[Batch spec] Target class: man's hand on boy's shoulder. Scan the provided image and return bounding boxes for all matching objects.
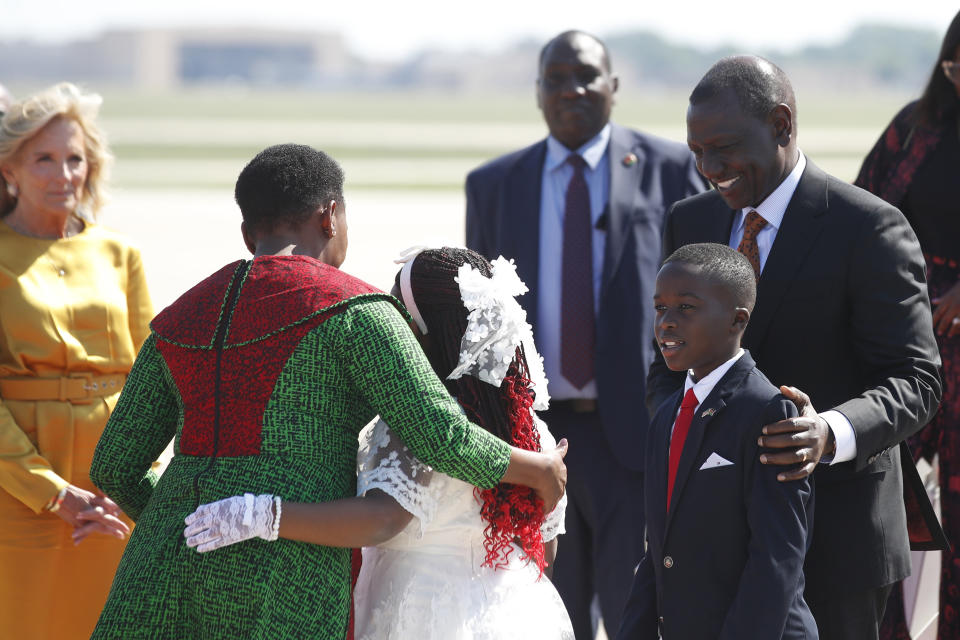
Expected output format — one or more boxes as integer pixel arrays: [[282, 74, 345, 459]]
[[757, 385, 836, 482]]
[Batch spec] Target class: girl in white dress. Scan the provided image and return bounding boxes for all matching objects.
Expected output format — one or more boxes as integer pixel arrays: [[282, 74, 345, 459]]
[[184, 247, 574, 640]]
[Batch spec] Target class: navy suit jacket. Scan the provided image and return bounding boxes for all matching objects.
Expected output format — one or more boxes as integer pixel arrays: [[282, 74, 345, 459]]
[[618, 351, 817, 640], [465, 123, 705, 470], [646, 160, 945, 594]]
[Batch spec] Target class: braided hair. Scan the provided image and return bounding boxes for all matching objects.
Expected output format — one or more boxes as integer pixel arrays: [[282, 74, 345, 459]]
[[397, 247, 547, 573]]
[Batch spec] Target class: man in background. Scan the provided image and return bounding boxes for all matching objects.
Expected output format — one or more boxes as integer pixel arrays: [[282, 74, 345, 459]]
[[465, 30, 705, 638]]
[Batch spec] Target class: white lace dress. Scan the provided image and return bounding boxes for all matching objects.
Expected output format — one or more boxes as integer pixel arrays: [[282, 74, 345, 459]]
[[352, 416, 574, 640]]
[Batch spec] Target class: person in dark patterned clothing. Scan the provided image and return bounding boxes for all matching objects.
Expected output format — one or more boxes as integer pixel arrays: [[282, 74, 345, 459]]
[[88, 144, 568, 639], [856, 11, 960, 639]]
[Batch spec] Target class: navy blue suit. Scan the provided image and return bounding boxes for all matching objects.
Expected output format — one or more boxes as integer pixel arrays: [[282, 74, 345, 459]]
[[619, 351, 817, 640], [466, 122, 705, 637]]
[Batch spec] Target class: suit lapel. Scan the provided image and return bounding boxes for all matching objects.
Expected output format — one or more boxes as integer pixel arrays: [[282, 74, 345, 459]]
[[743, 161, 830, 351], [663, 353, 756, 538], [698, 194, 737, 246], [665, 396, 726, 535], [649, 393, 681, 525], [601, 124, 644, 299], [501, 142, 547, 329]]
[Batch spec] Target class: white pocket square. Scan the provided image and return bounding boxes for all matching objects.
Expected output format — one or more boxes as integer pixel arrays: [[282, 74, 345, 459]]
[[699, 452, 734, 470]]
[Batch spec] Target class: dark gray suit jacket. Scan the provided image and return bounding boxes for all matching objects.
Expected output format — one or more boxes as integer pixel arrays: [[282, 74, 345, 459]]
[[647, 160, 944, 594]]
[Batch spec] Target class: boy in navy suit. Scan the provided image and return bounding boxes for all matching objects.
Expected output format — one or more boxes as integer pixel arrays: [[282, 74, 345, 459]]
[[617, 243, 817, 640]]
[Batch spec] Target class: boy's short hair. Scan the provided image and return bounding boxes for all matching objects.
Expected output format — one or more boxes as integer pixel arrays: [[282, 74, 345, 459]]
[[663, 243, 757, 311]]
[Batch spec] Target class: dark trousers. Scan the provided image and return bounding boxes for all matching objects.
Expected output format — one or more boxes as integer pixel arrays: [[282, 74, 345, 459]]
[[806, 583, 894, 640], [542, 404, 646, 640]]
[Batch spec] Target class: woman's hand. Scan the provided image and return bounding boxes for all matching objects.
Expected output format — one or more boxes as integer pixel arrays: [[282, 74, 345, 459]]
[[52, 485, 130, 544], [932, 280, 960, 337], [539, 439, 569, 514], [503, 438, 568, 515], [72, 510, 130, 545]]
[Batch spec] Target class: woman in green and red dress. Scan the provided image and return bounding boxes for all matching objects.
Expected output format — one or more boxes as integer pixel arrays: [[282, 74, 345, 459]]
[[89, 144, 567, 640]]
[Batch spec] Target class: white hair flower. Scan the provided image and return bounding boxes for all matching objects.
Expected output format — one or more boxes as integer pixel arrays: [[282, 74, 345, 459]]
[[447, 257, 550, 409]]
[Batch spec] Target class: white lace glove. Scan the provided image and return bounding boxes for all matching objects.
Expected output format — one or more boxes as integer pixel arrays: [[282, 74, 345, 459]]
[[183, 493, 281, 553]]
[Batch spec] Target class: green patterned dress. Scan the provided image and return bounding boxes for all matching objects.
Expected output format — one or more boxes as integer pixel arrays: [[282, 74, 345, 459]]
[[89, 256, 511, 639]]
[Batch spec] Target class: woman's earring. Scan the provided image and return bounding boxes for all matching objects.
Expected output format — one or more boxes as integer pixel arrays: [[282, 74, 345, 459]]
[[5, 182, 17, 198]]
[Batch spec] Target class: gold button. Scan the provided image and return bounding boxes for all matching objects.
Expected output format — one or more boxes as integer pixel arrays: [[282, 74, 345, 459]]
[[663, 556, 673, 568]]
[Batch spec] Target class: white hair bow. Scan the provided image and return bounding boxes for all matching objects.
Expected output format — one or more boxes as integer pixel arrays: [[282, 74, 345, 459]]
[[447, 257, 550, 410]]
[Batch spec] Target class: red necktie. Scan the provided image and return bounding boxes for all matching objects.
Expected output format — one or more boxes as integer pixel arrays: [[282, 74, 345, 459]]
[[561, 154, 596, 389], [667, 388, 699, 510], [737, 210, 768, 279]]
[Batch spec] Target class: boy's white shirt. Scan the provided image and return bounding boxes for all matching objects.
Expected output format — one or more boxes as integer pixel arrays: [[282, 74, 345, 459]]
[[672, 349, 745, 429]]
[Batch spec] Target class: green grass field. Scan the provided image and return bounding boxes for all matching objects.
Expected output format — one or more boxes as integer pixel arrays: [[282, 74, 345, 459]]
[[92, 87, 915, 191]]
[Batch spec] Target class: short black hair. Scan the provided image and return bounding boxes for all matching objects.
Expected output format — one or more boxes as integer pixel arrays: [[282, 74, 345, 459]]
[[538, 30, 612, 74], [235, 143, 344, 235], [663, 242, 756, 311], [690, 55, 796, 124]]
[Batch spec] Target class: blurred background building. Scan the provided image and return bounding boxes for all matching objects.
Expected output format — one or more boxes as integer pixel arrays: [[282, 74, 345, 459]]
[[0, 23, 942, 92], [0, 28, 352, 89]]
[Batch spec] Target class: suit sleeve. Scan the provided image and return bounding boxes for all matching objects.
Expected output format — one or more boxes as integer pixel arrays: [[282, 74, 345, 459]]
[[834, 201, 941, 470], [615, 543, 659, 640], [335, 300, 511, 489], [91, 334, 179, 520], [645, 202, 687, 417], [718, 397, 812, 639], [617, 401, 675, 640], [465, 170, 491, 257]]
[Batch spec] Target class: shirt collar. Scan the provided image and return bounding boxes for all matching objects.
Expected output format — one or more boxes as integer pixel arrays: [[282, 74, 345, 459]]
[[682, 349, 745, 405], [545, 123, 612, 172], [734, 150, 806, 233]]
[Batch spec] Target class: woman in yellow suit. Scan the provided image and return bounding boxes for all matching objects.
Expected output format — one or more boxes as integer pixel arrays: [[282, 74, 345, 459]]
[[0, 83, 153, 639]]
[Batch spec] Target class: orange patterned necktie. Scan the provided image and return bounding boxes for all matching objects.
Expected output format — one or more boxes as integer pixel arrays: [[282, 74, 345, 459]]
[[737, 210, 768, 279]]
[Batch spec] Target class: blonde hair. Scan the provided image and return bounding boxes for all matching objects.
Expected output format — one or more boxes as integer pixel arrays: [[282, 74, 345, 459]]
[[0, 82, 112, 218]]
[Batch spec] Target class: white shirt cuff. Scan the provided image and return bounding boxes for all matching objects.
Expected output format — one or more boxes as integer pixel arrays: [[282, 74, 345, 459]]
[[820, 410, 857, 464]]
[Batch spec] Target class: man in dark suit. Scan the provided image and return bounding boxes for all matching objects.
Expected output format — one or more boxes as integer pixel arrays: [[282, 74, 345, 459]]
[[647, 55, 943, 640], [465, 30, 705, 638]]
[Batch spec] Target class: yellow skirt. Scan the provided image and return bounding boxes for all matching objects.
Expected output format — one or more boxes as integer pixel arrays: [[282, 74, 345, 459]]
[[0, 395, 132, 640]]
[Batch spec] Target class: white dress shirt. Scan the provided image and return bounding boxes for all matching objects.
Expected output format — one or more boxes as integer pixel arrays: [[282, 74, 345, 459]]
[[727, 152, 805, 272], [727, 151, 856, 464], [537, 124, 611, 400], [674, 349, 746, 428]]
